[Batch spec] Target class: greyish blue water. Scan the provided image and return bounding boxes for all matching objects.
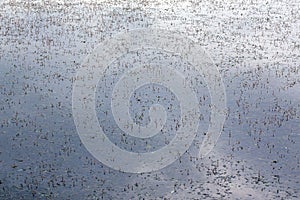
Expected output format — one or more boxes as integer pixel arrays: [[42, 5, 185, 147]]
[[0, 0, 299, 199]]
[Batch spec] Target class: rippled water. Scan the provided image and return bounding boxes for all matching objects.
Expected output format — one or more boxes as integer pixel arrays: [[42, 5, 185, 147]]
[[0, 0, 299, 199]]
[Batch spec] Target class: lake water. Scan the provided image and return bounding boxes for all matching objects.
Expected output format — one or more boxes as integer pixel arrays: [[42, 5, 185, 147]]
[[0, 0, 299, 199]]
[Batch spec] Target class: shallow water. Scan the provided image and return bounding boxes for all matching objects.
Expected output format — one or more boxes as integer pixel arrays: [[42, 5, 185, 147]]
[[0, 0, 299, 199]]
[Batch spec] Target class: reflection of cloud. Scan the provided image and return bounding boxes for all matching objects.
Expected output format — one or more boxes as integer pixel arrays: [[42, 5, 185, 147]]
[[165, 147, 298, 199], [0, 0, 299, 199]]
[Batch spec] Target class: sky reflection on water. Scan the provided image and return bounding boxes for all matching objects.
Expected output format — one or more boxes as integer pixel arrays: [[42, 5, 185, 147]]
[[0, 0, 299, 199]]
